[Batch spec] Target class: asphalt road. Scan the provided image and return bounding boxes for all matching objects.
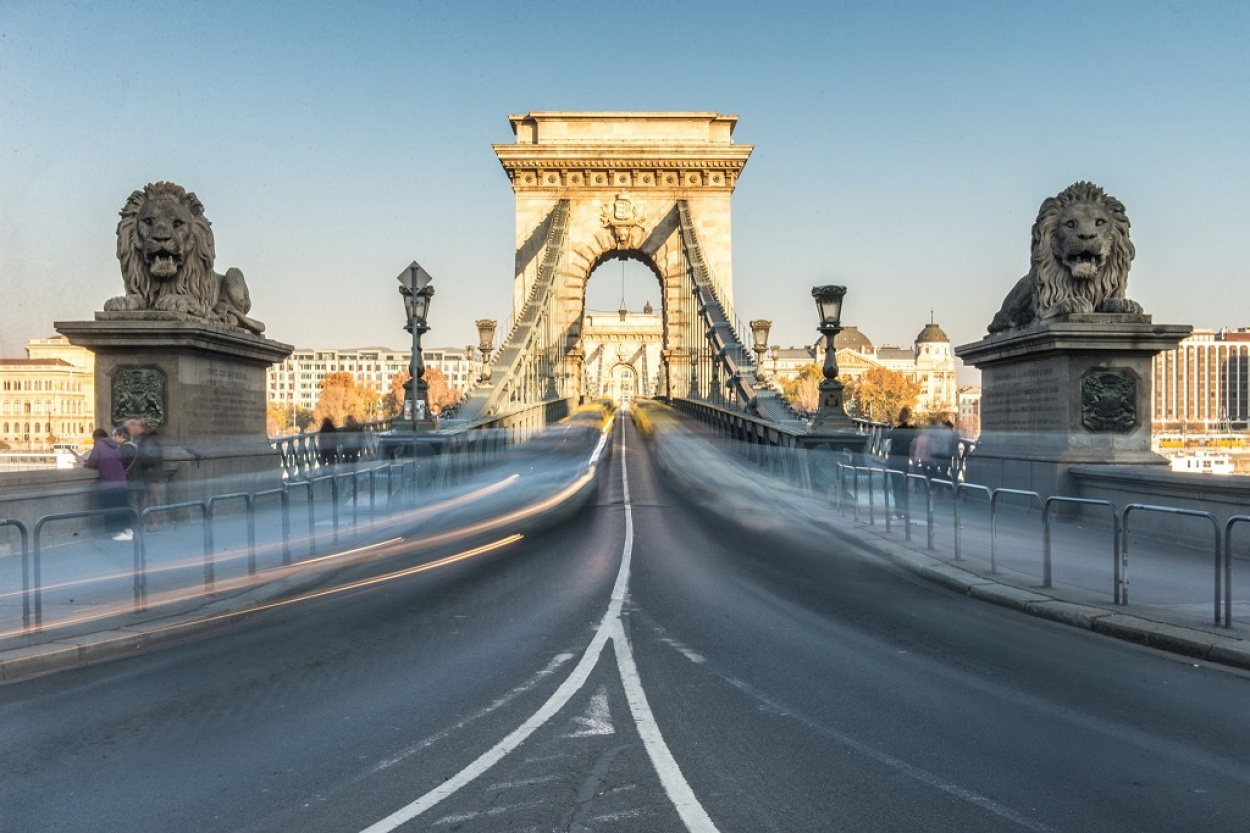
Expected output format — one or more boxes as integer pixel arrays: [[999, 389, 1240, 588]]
[[3, 413, 1249, 832]]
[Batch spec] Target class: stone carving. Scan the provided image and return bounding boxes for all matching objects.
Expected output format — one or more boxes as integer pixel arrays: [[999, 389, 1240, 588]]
[[988, 182, 1142, 333], [1081, 369, 1137, 432], [104, 182, 265, 334], [110, 366, 167, 429], [600, 192, 646, 245]]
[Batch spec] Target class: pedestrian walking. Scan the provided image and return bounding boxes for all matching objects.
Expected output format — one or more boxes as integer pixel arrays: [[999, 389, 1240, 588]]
[[81, 427, 133, 540], [885, 407, 920, 518]]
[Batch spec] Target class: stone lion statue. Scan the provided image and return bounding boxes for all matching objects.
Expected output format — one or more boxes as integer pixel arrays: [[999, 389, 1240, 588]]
[[988, 181, 1142, 333], [104, 182, 264, 334]]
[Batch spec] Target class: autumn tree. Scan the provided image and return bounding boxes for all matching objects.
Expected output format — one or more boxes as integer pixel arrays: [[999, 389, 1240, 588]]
[[382, 368, 461, 417], [383, 370, 411, 417], [782, 363, 822, 414], [266, 401, 290, 436], [842, 367, 921, 423], [312, 372, 371, 427], [424, 367, 462, 415]]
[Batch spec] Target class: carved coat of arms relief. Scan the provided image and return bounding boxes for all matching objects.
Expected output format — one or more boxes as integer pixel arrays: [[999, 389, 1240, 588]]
[[600, 192, 646, 246]]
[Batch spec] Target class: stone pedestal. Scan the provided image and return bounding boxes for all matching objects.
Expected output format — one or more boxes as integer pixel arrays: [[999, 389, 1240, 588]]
[[56, 314, 293, 502], [955, 314, 1191, 496]]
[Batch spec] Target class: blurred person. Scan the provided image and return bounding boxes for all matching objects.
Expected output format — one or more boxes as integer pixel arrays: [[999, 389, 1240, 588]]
[[928, 420, 957, 479], [81, 427, 133, 541], [316, 417, 339, 468], [340, 415, 362, 464], [123, 416, 165, 531], [885, 407, 919, 519]]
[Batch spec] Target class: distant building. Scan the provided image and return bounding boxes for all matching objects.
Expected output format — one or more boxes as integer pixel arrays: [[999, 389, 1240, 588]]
[[1152, 327, 1250, 434], [957, 385, 982, 436], [267, 346, 479, 420], [581, 302, 664, 403], [0, 335, 96, 450], [770, 321, 958, 419]]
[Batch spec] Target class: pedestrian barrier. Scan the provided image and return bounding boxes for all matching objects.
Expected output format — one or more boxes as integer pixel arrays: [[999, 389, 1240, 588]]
[[139, 500, 210, 603], [989, 489, 1043, 575], [1, 519, 31, 630], [904, 473, 932, 546], [32, 507, 139, 629], [208, 493, 257, 577], [1224, 516, 1250, 629], [1042, 497, 1118, 593], [928, 478, 958, 558], [1122, 504, 1221, 624], [252, 487, 292, 566]]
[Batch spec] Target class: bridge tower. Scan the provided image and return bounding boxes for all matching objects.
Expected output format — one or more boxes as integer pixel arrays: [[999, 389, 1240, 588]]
[[492, 112, 752, 403]]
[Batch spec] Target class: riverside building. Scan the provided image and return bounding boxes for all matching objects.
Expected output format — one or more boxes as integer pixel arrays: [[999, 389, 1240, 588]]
[[0, 336, 96, 451]]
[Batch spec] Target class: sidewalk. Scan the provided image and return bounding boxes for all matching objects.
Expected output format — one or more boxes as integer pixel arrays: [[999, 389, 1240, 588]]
[[636, 403, 1250, 672]]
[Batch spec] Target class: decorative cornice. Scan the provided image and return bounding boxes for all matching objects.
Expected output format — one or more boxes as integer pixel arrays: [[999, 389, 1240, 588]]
[[496, 158, 749, 170]]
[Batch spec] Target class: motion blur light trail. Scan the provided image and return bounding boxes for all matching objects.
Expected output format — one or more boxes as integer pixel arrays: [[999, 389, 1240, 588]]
[[0, 404, 610, 663]]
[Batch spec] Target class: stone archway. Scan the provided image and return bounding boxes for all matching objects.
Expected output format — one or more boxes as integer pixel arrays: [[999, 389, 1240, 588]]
[[494, 112, 752, 400], [608, 363, 638, 405]]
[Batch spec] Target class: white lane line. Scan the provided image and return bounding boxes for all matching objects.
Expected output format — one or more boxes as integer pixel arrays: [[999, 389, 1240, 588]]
[[370, 652, 575, 773], [609, 618, 718, 832], [359, 620, 612, 832], [358, 415, 719, 833]]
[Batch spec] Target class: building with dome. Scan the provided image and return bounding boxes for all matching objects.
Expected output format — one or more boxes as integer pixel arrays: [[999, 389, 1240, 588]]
[[770, 319, 957, 419]]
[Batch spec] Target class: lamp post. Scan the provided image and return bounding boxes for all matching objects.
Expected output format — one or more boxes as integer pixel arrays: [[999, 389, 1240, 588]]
[[770, 344, 780, 384], [810, 285, 853, 431], [749, 319, 772, 384], [475, 319, 497, 383], [397, 261, 435, 433]]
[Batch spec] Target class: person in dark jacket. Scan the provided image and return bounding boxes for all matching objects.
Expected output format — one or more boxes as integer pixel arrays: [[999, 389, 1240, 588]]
[[81, 427, 133, 540], [885, 407, 920, 518], [316, 418, 338, 467], [123, 416, 165, 531]]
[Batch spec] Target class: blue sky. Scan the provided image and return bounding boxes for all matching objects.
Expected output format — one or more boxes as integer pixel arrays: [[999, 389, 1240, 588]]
[[2, 1, 1247, 376]]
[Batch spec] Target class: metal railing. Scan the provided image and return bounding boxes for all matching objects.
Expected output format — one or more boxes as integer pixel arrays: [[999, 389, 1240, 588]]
[[4, 434, 511, 634], [820, 458, 1240, 628], [1122, 504, 1221, 625], [676, 408, 1241, 630], [1042, 497, 1118, 592]]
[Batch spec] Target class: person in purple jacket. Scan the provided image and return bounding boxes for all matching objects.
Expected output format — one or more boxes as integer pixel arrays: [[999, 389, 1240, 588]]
[[80, 427, 133, 541]]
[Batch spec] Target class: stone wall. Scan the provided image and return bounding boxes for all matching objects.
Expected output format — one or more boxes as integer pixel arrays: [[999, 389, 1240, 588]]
[[0, 468, 102, 553], [1070, 465, 1250, 541]]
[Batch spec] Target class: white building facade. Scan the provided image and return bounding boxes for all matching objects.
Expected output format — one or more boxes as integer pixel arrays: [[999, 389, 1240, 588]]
[[267, 346, 480, 419], [0, 336, 96, 450]]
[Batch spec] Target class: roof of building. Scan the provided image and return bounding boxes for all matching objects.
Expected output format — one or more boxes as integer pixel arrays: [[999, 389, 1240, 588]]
[[834, 326, 874, 352], [0, 358, 74, 367], [916, 322, 949, 342], [876, 346, 915, 361]]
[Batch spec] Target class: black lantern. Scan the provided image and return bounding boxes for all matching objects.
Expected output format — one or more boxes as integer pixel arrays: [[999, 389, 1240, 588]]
[[810, 284, 853, 430]]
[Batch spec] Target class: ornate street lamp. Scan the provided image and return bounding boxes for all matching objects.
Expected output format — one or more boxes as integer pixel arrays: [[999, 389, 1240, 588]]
[[397, 261, 435, 432], [475, 319, 497, 383], [810, 284, 852, 430], [749, 319, 772, 384]]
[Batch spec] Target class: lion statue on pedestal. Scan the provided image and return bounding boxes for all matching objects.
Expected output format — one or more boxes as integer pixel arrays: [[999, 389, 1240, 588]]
[[104, 182, 264, 334], [988, 181, 1142, 333]]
